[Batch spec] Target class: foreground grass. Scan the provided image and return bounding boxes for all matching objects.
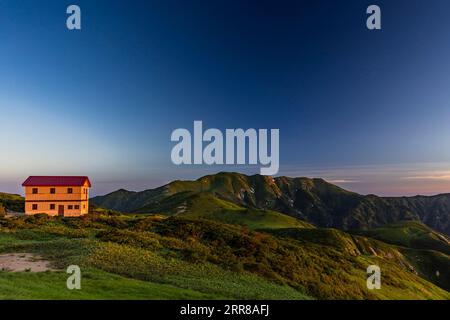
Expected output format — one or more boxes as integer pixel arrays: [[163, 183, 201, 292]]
[[0, 268, 217, 300]]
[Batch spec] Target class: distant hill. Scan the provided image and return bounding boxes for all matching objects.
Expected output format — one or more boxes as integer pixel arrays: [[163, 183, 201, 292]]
[[91, 172, 450, 235], [353, 221, 450, 255]]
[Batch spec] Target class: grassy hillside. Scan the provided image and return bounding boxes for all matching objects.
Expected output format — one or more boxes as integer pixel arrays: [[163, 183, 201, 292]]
[[0, 213, 448, 299], [0, 269, 218, 299], [268, 226, 450, 292], [402, 248, 450, 292], [135, 191, 313, 230]]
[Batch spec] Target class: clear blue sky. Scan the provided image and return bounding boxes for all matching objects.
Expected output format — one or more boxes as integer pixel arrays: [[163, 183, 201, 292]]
[[1, 0, 450, 196]]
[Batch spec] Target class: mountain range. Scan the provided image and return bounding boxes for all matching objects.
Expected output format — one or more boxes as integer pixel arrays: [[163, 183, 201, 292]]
[[91, 172, 450, 235]]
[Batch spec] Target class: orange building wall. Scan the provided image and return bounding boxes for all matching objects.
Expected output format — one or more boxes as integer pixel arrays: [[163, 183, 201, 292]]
[[24, 181, 90, 216]]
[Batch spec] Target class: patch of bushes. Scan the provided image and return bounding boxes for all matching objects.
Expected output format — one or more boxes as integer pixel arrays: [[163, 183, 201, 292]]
[[96, 229, 161, 250]]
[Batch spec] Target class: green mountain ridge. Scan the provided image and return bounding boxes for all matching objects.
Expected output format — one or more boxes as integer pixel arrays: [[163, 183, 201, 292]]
[[91, 172, 450, 235]]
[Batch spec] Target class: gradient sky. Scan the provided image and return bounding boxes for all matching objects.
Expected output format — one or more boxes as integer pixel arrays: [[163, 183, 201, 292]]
[[1, 0, 450, 196]]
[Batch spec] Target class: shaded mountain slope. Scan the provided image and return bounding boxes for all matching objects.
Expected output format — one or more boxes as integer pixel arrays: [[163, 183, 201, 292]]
[[383, 195, 450, 236], [266, 226, 450, 292], [354, 221, 450, 255]]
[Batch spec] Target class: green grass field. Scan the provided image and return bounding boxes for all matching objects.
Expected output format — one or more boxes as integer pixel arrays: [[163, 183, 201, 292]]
[[0, 269, 217, 300]]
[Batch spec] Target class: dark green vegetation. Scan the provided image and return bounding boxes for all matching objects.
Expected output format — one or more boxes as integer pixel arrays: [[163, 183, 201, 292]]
[[0, 192, 24, 214], [91, 172, 450, 235], [0, 212, 449, 300]]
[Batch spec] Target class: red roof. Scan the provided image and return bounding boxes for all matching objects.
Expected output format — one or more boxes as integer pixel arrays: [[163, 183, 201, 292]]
[[22, 176, 91, 187]]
